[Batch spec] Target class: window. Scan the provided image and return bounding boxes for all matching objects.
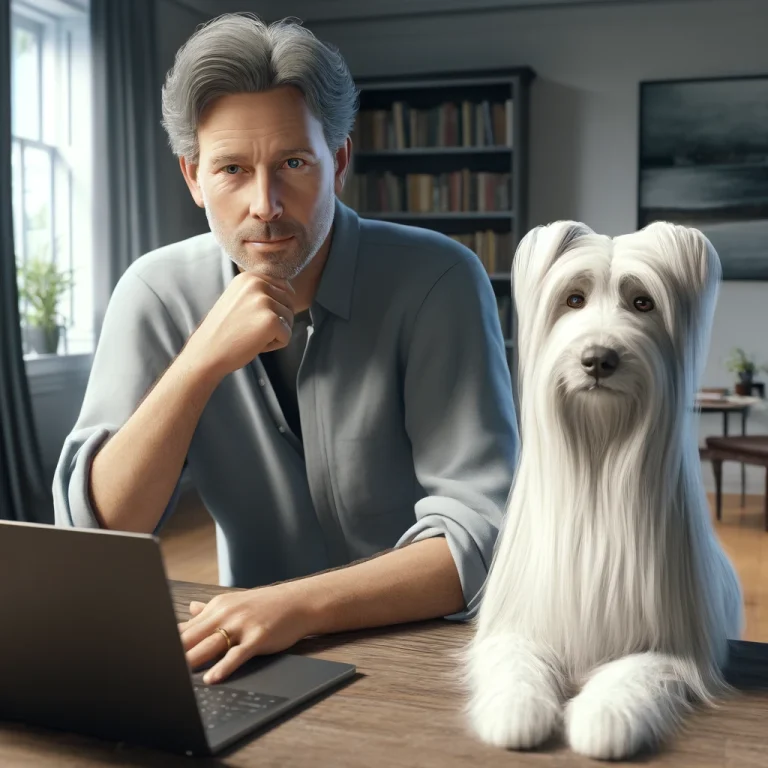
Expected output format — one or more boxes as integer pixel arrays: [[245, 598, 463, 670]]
[[10, 0, 92, 357]]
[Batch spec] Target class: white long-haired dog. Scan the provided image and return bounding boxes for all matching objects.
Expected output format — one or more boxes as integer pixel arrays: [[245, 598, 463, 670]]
[[462, 220, 744, 760]]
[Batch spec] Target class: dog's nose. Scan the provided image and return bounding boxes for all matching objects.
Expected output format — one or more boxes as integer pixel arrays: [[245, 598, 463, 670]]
[[581, 346, 620, 379]]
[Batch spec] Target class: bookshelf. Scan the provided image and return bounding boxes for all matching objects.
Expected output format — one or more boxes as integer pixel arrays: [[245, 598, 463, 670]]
[[340, 67, 534, 395]]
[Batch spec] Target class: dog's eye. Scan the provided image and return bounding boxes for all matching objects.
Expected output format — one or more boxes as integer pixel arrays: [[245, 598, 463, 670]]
[[566, 294, 585, 309], [633, 296, 654, 312]]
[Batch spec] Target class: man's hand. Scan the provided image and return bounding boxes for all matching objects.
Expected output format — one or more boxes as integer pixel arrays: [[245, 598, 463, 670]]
[[179, 538, 465, 685], [179, 582, 316, 684], [183, 272, 296, 381]]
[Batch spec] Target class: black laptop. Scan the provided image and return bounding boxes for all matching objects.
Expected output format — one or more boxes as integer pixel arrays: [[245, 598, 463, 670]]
[[0, 520, 356, 756]]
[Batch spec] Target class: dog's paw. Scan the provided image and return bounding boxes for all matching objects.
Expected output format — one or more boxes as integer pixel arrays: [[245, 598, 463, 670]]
[[462, 631, 566, 750], [564, 653, 689, 760], [468, 680, 562, 749], [566, 693, 644, 760]]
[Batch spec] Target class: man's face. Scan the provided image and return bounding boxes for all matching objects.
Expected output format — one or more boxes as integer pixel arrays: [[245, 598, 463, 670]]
[[181, 86, 349, 279]]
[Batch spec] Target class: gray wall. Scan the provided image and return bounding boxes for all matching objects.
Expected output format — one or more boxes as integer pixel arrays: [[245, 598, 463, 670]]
[[154, 0, 210, 247], [312, 0, 768, 494], [27, 355, 91, 499]]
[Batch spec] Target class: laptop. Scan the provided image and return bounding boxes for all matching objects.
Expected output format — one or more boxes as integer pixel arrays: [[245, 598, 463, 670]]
[[0, 520, 356, 756]]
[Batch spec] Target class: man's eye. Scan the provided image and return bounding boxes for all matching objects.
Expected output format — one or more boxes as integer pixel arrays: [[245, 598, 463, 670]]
[[224, 165, 241, 175], [284, 158, 305, 169]]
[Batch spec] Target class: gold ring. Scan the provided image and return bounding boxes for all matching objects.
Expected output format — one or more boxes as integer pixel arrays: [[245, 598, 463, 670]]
[[214, 627, 232, 650]]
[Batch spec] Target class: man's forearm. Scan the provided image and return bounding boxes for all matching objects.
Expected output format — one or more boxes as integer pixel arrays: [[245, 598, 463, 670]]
[[89, 347, 220, 533], [295, 537, 466, 635]]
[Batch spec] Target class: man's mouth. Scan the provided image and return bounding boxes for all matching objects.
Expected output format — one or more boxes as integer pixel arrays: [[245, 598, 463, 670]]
[[245, 236, 294, 247]]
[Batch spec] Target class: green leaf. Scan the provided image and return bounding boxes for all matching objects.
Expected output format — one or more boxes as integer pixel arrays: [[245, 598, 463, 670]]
[[724, 346, 767, 376], [16, 256, 75, 331]]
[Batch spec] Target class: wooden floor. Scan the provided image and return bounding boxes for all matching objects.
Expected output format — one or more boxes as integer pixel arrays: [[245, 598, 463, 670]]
[[159, 489, 768, 643], [714, 494, 768, 643], [158, 489, 219, 586]]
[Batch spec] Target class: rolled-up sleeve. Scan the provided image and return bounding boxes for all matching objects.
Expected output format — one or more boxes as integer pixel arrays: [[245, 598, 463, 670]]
[[53, 266, 185, 531], [393, 252, 520, 621]]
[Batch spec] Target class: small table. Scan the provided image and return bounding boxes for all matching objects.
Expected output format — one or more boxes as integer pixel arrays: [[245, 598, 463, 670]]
[[696, 397, 759, 507], [705, 436, 768, 531]]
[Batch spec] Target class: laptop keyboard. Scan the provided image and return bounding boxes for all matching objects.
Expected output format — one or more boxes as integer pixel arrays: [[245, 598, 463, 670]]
[[194, 684, 289, 732]]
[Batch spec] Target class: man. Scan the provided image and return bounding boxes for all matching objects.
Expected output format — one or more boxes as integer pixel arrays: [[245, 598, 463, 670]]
[[53, 13, 519, 685]]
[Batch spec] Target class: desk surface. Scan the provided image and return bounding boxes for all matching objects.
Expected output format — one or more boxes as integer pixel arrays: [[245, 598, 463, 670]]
[[1, 580, 767, 767], [696, 395, 765, 412], [697, 401, 752, 412]]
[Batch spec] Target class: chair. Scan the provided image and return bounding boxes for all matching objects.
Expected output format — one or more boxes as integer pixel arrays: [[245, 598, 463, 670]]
[[696, 388, 756, 507], [704, 436, 768, 531]]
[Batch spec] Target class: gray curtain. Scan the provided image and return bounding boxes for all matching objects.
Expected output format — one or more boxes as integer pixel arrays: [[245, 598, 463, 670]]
[[91, 0, 162, 337], [0, 0, 50, 522]]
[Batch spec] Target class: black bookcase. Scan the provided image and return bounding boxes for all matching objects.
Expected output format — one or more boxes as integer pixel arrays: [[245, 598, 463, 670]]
[[340, 67, 534, 397]]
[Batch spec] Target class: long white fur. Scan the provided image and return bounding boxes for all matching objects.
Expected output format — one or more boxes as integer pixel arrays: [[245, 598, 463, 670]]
[[460, 220, 744, 760]]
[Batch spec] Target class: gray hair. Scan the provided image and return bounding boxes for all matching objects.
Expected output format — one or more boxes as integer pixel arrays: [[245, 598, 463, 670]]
[[161, 13, 359, 162]]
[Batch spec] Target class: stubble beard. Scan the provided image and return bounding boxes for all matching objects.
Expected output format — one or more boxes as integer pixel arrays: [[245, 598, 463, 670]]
[[202, 188, 336, 280]]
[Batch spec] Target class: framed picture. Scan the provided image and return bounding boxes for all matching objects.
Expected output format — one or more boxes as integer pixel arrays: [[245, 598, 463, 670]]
[[637, 74, 768, 280]]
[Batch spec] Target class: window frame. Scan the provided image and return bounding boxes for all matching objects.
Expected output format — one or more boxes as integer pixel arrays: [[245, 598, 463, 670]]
[[11, 0, 92, 363], [10, 13, 45, 142]]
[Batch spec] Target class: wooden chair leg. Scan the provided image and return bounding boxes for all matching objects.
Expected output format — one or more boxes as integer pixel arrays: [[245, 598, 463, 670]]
[[764, 466, 768, 533], [742, 463, 747, 508], [712, 458, 723, 521]]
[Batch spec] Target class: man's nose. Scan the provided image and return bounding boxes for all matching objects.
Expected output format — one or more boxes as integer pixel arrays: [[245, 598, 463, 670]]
[[248, 169, 283, 221]]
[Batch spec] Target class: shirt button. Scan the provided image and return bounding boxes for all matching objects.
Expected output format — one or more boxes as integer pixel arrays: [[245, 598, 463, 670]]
[[278, 426, 285, 433], [258, 378, 265, 386]]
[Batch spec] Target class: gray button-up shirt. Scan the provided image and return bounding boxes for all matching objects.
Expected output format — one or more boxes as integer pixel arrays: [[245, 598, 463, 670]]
[[53, 199, 520, 620]]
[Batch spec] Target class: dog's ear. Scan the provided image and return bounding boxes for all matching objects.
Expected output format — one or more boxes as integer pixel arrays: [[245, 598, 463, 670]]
[[638, 221, 722, 299], [511, 221, 594, 385], [637, 221, 722, 386], [512, 220, 594, 312]]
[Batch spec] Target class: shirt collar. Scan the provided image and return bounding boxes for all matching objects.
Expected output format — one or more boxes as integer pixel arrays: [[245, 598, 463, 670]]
[[314, 197, 360, 322], [218, 196, 360, 322]]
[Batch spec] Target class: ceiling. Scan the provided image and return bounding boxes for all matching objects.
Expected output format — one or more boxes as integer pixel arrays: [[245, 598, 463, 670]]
[[175, 0, 703, 25]]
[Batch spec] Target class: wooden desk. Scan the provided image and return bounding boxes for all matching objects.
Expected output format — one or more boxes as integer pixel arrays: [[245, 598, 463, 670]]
[[1, 580, 768, 767]]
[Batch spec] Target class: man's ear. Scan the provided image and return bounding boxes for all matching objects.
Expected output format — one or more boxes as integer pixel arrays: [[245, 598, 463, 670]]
[[333, 136, 353, 196], [179, 156, 204, 208]]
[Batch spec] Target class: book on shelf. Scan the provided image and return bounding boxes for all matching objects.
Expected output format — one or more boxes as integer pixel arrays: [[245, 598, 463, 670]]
[[449, 231, 513, 275], [342, 170, 511, 214], [353, 99, 514, 150]]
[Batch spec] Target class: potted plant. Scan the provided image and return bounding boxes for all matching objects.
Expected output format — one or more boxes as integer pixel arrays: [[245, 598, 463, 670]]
[[16, 257, 74, 355], [724, 347, 768, 396]]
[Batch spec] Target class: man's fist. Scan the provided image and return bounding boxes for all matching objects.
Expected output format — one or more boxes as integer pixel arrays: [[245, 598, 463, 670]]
[[185, 272, 296, 380]]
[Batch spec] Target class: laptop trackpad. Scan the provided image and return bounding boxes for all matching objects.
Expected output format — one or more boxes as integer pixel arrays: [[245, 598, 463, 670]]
[[193, 654, 352, 700]]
